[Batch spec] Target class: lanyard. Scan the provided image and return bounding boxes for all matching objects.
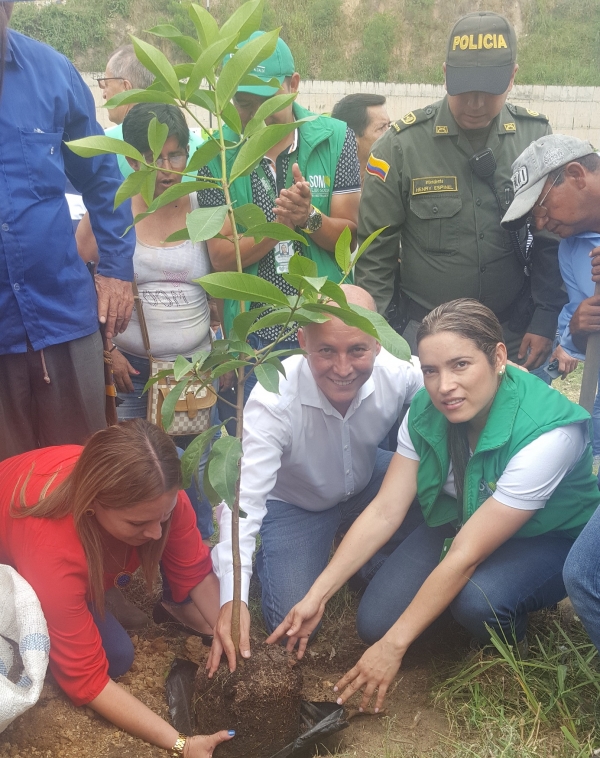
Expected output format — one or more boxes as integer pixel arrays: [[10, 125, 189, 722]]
[[254, 144, 298, 209]]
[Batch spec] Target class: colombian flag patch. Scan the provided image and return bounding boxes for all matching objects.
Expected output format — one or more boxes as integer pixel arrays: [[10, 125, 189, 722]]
[[366, 154, 390, 182]]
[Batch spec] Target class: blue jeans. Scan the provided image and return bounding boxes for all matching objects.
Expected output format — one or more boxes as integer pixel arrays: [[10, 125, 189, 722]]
[[255, 449, 425, 634], [90, 606, 134, 678], [117, 351, 216, 539], [356, 521, 574, 645], [244, 332, 300, 405], [592, 370, 600, 457], [563, 505, 600, 651]]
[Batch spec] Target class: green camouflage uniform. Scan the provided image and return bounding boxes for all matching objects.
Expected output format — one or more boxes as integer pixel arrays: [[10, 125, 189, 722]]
[[356, 96, 564, 351]]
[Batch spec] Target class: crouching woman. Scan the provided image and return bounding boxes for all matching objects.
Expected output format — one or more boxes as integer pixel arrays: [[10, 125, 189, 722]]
[[0, 419, 233, 757], [269, 299, 599, 711]]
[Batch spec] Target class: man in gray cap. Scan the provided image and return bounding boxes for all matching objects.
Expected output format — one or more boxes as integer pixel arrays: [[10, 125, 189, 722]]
[[356, 11, 564, 371], [502, 134, 600, 381]]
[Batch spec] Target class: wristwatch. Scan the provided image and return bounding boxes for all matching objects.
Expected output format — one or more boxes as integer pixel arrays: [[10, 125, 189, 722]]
[[300, 205, 323, 234], [169, 734, 187, 756]]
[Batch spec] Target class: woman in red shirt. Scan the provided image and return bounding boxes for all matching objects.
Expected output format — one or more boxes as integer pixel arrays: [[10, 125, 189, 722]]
[[0, 419, 233, 757]]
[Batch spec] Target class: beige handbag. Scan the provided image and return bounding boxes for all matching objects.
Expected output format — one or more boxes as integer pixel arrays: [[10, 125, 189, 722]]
[[133, 281, 216, 435]]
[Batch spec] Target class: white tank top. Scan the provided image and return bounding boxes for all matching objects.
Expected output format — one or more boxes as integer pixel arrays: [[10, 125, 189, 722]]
[[114, 194, 212, 360]]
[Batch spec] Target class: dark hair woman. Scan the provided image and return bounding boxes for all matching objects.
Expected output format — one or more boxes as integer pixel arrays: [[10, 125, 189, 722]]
[[268, 299, 599, 712], [0, 420, 233, 757]]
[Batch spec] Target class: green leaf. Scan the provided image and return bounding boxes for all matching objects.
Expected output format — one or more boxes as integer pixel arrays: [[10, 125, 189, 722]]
[[288, 254, 317, 277], [189, 90, 243, 134], [220, 0, 264, 42], [264, 355, 286, 375], [140, 169, 158, 208], [319, 280, 349, 308], [210, 359, 251, 379], [173, 355, 192, 381], [66, 135, 143, 162], [229, 118, 316, 181], [334, 226, 352, 274], [104, 89, 178, 110], [131, 36, 181, 98], [174, 63, 195, 80], [203, 452, 222, 507], [147, 116, 169, 161], [180, 424, 221, 489], [199, 272, 291, 306], [282, 274, 328, 295], [148, 25, 203, 61], [187, 205, 229, 242], [350, 304, 412, 361], [244, 93, 297, 136], [232, 203, 267, 230], [226, 339, 257, 355], [254, 361, 280, 393], [207, 435, 243, 507], [143, 367, 174, 391], [185, 33, 238, 97], [231, 306, 269, 341], [145, 181, 220, 214], [216, 28, 279, 109], [189, 3, 220, 50], [244, 222, 307, 244], [294, 308, 330, 324], [353, 226, 388, 269], [165, 227, 191, 243], [160, 377, 189, 431], [247, 308, 292, 334], [114, 170, 147, 209], [186, 138, 222, 172], [302, 302, 379, 339], [268, 347, 305, 359]]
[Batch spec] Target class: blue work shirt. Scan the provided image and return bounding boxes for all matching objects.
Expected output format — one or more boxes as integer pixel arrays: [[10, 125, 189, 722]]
[[557, 231, 600, 361], [0, 30, 135, 354]]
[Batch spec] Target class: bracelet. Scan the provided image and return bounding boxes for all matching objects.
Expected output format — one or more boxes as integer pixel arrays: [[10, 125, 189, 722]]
[[168, 734, 187, 756], [109, 343, 118, 353]]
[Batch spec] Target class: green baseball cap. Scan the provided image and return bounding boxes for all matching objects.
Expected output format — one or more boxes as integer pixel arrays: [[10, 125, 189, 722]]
[[227, 31, 295, 98], [446, 12, 517, 96]]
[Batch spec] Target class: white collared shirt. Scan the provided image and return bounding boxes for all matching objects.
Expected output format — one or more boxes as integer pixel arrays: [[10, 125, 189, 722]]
[[212, 350, 423, 605]]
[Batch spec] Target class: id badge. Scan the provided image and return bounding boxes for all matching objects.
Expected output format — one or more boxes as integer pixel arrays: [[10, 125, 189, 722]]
[[439, 537, 454, 563], [274, 241, 294, 274]]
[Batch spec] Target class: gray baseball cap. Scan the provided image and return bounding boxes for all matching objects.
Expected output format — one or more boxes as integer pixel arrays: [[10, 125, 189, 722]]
[[501, 134, 596, 230]]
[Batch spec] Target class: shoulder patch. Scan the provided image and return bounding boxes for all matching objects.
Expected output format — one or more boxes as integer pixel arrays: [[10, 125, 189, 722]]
[[509, 104, 549, 122], [366, 153, 390, 182], [503, 122, 516, 132], [436, 125, 449, 134], [391, 106, 437, 133]]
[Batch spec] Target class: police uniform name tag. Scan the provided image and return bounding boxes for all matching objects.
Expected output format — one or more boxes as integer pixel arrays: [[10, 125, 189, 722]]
[[412, 176, 458, 195], [274, 240, 294, 274]]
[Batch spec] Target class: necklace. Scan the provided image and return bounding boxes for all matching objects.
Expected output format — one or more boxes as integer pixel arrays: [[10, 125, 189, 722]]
[[104, 541, 133, 588]]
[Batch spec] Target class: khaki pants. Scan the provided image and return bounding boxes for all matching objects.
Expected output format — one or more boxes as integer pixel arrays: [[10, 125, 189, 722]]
[[0, 331, 106, 461]]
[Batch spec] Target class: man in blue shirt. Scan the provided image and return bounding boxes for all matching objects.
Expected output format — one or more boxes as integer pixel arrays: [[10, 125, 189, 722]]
[[0, 1, 135, 460]]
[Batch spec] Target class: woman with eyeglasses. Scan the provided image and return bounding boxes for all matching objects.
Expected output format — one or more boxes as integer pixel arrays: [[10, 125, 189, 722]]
[[268, 299, 599, 713], [76, 104, 217, 632]]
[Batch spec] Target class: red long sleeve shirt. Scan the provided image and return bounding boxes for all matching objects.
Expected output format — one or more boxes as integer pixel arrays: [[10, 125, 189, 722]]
[[0, 445, 213, 705]]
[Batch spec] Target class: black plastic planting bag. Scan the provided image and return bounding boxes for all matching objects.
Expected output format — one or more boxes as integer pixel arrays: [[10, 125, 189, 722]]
[[165, 658, 349, 757]]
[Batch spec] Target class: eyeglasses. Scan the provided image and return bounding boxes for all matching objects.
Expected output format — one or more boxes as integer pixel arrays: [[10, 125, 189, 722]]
[[530, 170, 564, 219], [144, 151, 188, 169], [95, 76, 125, 90]]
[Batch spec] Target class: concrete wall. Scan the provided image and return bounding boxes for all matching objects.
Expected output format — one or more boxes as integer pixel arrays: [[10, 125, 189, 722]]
[[83, 74, 600, 144]]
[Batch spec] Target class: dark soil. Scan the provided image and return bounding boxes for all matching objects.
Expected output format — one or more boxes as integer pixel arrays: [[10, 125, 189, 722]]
[[194, 644, 303, 758]]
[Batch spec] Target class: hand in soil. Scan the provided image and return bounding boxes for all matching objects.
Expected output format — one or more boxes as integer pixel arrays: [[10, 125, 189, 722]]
[[333, 637, 404, 713], [183, 731, 235, 757], [206, 600, 251, 676], [266, 594, 326, 658]]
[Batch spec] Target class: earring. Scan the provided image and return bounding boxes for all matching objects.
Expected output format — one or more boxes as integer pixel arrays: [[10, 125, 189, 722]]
[[498, 367, 505, 377], [85, 508, 95, 517]]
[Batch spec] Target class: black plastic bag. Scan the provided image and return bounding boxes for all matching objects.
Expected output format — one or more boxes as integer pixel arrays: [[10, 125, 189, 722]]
[[165, 658, 349, 757]]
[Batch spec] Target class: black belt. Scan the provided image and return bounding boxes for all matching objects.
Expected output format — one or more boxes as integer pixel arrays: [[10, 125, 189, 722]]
[[405, 296, 516, 328]]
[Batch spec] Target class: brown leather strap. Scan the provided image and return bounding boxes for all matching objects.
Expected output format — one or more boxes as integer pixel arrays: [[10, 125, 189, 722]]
[[132, 279, 154, 361]]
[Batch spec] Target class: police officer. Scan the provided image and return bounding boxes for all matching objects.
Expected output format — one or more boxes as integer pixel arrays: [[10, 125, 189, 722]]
[[356, 11, 565, 369]]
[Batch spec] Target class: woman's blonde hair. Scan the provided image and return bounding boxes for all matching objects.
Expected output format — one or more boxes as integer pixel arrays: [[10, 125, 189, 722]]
[[13, 419, 182, 614], [416, 299, 504, 504]]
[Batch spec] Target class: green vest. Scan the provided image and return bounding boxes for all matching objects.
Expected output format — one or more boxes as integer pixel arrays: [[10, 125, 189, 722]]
[[207, 102, 350, 335], [407, 365, 599, 539]]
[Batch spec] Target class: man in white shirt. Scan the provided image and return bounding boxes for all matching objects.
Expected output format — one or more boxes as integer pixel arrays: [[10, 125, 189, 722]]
[[208, 285, 424, 674]]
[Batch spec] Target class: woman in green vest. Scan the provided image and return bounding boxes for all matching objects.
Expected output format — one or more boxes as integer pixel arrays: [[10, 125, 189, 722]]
[[266, 299, 599, 712]]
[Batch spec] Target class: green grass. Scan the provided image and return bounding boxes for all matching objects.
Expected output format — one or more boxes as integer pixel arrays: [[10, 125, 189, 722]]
[[11, 0, 600, 86]]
